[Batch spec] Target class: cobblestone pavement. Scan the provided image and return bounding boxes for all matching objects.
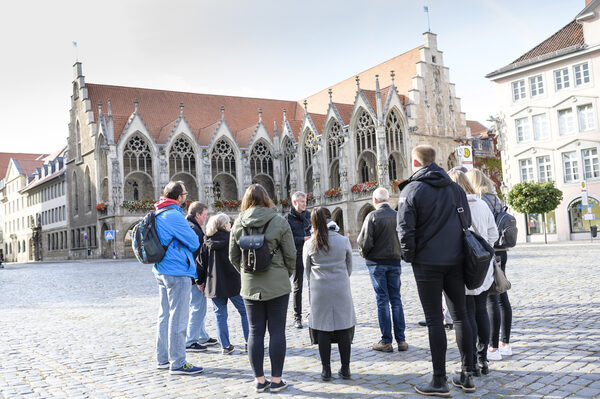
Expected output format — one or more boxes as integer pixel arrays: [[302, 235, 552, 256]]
[[1, 242, 599, 398]]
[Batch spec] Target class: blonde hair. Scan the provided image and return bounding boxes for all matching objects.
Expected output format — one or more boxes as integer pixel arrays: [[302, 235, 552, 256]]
[[466, 169, 496, 197], [448, 170, 476, 195], [205, 213, 231, 237]]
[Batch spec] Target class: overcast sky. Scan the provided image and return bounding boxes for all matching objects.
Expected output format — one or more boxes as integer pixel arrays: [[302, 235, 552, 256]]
[[0, 0, 587, 154]]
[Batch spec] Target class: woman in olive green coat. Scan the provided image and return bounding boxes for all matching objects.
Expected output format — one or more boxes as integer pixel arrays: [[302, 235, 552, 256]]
[[229, 184, 296, 393]]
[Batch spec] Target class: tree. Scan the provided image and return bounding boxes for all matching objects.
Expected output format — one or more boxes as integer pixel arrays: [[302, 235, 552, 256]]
[[507, 181, 563, 244]]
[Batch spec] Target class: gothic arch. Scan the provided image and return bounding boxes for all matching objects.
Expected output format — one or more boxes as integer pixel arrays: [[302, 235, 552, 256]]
[[250, 140, 275, 198], [358, 203, 375, 228], [72, 171, 79, 214], [75, 120, 82, 160], [281, 136, 295, 200], [357, 151, 377, 183], [168, 135, 197, 178], [331, 207, 345, 236], [302, 128, 317, 193], [326, 119, 344, 188], [123, 134, 154, 178], [85, 166, 92, 212], [353, 108, 376, 156], [211, 138, 238, 200], [386, 107, 407, 181]]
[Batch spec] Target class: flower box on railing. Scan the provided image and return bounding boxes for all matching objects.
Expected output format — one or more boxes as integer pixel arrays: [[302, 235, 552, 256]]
[[391, 179, 406, 188], [214, 199, 241, 211], [351, 181, 379, 193], [122, 199, 155, 212], [96, 201, 108, 212], [324, 188, 342, 199]]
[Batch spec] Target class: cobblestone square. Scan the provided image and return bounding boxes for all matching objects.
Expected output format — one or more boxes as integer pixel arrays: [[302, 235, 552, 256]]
[[1, 243, 599, 398]]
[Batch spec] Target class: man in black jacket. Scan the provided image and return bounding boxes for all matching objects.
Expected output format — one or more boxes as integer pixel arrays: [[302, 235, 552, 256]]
[[184, 202, 217, 352], [285, 191, 311, 328], [357, 187, 408, 353], [397, 145, 476, 397]]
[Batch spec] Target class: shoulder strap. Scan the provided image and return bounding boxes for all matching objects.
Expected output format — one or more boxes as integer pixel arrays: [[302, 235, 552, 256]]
[[154, 207, 176, 250], [450, 184, 469, 232], [261, 219, 272, 234]]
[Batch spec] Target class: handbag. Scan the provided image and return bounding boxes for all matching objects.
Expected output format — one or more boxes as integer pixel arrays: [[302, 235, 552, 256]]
[[488, 255, 511, 295], [451, 184, 495, 290]]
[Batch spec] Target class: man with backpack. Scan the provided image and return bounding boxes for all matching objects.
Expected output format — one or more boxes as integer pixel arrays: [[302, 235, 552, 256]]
[[152, 181, 204, 375]]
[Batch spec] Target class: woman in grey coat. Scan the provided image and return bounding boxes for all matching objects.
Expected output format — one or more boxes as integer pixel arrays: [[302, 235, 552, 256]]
[[303, 207, 356, 381]]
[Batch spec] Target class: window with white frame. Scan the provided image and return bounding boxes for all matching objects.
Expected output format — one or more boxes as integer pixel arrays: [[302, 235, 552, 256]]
[[577, 104, 595, 131], [537, 155, 552, 182], [573, 63, 590, 86], [529, 75, 544, 97], [554, 68, 570, 90], [519, 158, 534, 182], [562, 151, 579, 182], [582, 148, 599, 179], [515, 117, 531, 142], [532, 114, 549, 140], [558, 108, 576, 135], [512, 80, 526, 101]]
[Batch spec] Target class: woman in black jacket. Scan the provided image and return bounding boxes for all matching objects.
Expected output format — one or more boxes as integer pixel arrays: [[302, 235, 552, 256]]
[[198, 213, 249, 355]]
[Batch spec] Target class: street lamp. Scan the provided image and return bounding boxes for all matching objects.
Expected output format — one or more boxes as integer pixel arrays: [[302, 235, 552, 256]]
[[500, 181, 508, 201]]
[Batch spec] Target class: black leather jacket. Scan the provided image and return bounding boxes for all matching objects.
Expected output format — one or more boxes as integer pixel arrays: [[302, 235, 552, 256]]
[[357, 203, 402, 264]]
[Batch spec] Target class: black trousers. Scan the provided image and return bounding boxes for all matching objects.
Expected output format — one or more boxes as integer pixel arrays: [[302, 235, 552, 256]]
[[316, 328, 352, 367], [413, 263, 474, 377], [244, 294, 289, 378], [488, 251, 512, 347], [292, 255, 303, 319], [466, 291, 490, 365]]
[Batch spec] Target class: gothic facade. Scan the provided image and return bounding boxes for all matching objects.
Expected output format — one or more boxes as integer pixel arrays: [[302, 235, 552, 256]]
[[66, 32, 472, 258]]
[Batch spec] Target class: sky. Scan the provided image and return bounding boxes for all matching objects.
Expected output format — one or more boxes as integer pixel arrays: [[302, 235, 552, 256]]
[[0, 0, 588, 154]]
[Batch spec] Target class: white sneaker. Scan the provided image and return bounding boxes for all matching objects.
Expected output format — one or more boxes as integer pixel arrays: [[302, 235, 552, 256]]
[[488, 349, 502, 361], [499, 345, 512, 356]]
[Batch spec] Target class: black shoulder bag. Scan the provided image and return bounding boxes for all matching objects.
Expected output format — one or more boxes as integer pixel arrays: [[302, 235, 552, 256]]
[[451, 184, 495, 290], [239, 219, 279, 273]]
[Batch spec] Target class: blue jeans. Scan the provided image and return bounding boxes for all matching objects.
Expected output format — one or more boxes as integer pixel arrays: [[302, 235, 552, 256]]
[[155, 274, 191, 370], [186, 284, 210, 346], [212, 295, 249, 348], [368, 264, 406, 343]]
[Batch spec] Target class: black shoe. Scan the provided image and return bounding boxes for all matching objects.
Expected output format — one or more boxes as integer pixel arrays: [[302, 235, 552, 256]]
[[269, 380, 288, 392], [186, 343, 207, 352], [321, 364, 332, 381], [414, 376, 450, 397], [204, 338, 218, 346], [222, 345, 235, 355], [255, 380, 271, 393], [338, 365, 351, 380], [418, 320, 427, 327], [444, 323, 454, 330], [452, 371, 475, 393], [454, 367, 480, 377], [478, 360, 489, 375], [294, 318, 303, 329]]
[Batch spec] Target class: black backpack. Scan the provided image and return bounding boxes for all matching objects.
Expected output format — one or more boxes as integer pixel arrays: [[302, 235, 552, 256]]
[[483, 195, 518, 249], [239, 219, 279, 273], [131, 208, 175, 264]]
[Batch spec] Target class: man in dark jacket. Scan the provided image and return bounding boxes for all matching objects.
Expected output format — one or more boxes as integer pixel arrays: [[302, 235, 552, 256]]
[[358, 187, 407, 353], [397, 145, 476, 396], [285, 191, 311, 328], [185, 202, 217, 352]]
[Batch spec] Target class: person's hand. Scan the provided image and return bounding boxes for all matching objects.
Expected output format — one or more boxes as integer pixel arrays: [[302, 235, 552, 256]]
[[197, 283, 205, 294]]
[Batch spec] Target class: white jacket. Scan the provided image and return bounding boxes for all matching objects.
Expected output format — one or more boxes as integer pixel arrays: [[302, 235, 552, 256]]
[[465, 194, 499, 296]]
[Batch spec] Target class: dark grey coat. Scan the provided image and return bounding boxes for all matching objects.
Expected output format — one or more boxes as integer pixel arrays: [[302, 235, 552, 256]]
[[303, 231, 356, 332]]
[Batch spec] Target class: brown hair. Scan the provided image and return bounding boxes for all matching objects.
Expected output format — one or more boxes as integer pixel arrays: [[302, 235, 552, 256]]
[[412, 145, 436, 166], [163, 180, 185, 200], [187, 201, 208, 217], [466, 169, 496, 197], [311, 207, 331, 253], [448, 170, 476, 195], [240, 184, 275, 212]]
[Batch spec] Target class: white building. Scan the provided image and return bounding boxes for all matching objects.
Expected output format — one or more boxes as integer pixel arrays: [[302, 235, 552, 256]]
[[487, 0, 600, 242]]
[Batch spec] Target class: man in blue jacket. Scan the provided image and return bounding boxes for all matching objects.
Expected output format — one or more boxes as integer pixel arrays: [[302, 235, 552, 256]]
[[154, 181, 203, 375], [397, 145, 475, 396]]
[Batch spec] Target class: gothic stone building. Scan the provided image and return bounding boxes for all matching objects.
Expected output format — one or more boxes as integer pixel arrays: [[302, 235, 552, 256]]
[[67, 32, 473, 259]]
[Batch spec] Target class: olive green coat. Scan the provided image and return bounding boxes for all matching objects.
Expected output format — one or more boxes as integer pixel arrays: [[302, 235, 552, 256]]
[[229, 207, 297, 301]]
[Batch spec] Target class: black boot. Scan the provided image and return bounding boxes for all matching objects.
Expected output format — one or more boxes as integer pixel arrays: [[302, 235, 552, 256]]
[[321, 364, 331, 381], [452, 371, 475, 393], [414, 375, 450, 397], [454, 366, 480, 377], [478, 360, 489, 375], [338, 364, 351, 380]]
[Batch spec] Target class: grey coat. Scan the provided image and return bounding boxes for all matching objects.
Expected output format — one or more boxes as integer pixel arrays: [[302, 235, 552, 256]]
[[303, 231, 356, 332]]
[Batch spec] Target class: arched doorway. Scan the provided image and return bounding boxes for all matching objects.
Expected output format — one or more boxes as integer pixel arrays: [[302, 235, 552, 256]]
[[357, 203, 376, 228], [332, 207, 345, 236], [568, 197, 600, 233], [123, 223, 137, 258], [100, 223, 114, 258]]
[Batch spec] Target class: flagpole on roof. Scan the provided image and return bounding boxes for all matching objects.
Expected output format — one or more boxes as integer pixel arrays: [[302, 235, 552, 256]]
[[424, 6, 431, 33], [72, 41, 78, 62]]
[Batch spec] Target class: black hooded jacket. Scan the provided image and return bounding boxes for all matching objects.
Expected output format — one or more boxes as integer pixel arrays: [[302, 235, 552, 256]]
[[197, 229, 241, 299], [396, 162, 471, 265]]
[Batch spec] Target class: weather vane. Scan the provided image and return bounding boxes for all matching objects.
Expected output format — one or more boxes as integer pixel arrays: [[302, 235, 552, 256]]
[[424, 6, 431, 32], [72, 41, 78, 62]]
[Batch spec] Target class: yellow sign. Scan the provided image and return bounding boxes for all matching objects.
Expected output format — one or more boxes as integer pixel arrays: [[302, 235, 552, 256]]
[[463, 148, 471, 158]]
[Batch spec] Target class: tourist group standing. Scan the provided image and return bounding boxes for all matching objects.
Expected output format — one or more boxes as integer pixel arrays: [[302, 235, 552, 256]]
[[146, 144, 514, 395]]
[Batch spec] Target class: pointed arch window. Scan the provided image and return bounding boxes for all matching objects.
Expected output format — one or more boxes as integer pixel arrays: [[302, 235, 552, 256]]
[[123, 135, 153, 176], [359, 159, 370, 183], [250, 141, 273, 178], [85, 167, 92, 211], [282, 137, 295, 178], [303, 129, 317, 168], [72, 172, 79, 214], [76, 121, 82, 160], [355, 110, 376, 156], [169, 137, 196, 176], [388, 155, 398, 181], [386, 109, 404, 153], [327, 120, 344, 163], [211, 139, 236, 177]]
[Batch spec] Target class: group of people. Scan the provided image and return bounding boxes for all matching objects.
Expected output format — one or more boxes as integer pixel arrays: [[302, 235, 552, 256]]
[[148, 144, 513, 396]]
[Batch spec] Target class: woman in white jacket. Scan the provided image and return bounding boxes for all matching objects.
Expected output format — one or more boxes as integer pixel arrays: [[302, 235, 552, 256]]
[[448, 170, 499, 377]]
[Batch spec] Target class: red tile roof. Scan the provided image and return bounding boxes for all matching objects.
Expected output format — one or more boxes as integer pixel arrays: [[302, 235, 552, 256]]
[[467, 120, 488, 138], [308, 113, 327, 134], [333, 103, 354, 125], [0, 153, 44, 180], [487, 20, 585, 77], [13, 159, 46, 176], [87, 84, 301, 146]]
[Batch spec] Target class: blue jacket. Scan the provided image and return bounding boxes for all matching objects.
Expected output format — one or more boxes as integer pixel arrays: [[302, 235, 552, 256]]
[[153, 204, 199, 278]]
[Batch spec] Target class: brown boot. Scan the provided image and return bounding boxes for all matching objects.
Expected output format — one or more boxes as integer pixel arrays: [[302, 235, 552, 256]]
[[372, 340, 393, 352]]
